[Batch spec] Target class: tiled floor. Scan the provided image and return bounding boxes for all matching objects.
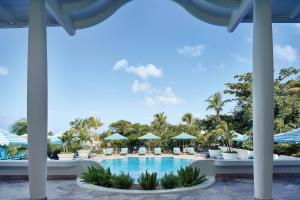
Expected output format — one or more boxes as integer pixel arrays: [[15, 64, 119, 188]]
[[0, 177, 299, 200]]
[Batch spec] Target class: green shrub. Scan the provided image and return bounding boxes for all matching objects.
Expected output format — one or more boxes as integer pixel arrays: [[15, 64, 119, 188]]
[[177, 165, 207, 187], [292, 152, 300, 158], [137, 170, 159, 190], [111, 172, 134, 189], [160, 172, 179, 189], [81, 166, 112, 187]]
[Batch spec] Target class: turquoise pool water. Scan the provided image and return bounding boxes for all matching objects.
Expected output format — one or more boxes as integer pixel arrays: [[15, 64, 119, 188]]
[[101, 157, 191, 179]]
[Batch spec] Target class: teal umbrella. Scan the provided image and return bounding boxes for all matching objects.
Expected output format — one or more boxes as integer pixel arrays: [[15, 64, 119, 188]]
[[173, 133, 196, 152], [173, 132, 196, 140], [138, 133, 160, 152], [104, 133, 127, 141], [104, 133, 127, 152], [138, 132, 160, 140], [274, 128, 300, 143]]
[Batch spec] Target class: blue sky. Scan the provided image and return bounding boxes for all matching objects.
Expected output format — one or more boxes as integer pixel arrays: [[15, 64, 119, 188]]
[[0, 0, 299, 134]]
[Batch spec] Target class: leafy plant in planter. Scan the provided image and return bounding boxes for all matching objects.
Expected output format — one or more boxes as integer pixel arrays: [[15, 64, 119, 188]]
[[137, 170, 159, 190], [111, 172, 134, 189], [177, 165, 207, 187], [81, 166, 113, 187], [160, 172, 179, 189], [217, 121, 237, 153]]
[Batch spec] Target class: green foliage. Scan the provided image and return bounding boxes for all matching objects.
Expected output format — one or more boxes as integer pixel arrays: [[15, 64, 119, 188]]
[[206, 92, 229, 116], [6, 145, 26, 158], [177, 166, 207, 187], [274, 143, 300, 156], [137, 170, 159, 190], [47, 143, 63, 160], [160, 172, 179, 189], [10, 119, 27, 136], [81, 166, 113, 187], [111, 172, 134, 189]]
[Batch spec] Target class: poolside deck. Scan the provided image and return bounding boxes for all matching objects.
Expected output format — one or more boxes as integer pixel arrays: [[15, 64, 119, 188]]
[[0, 177, 299, 200]]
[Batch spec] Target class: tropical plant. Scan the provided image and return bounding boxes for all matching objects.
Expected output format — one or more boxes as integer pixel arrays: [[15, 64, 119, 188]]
[[177, 165, 206, 187], [160, 172, 179, 189], [182, 113, 193, 127], [81, 166, 113, 187], [47, 143, 63, 160], [206, 92, 229, 116], [137, 170, 159, 190], [203, 129, 221, 150], [111, 172, 134, 189], [151, 112, 169, 136], [6, 145, 26, 158], [216, 121, 236, 153], [59, 129, 77, 153], [86, 116, 103, 130], [10, 119, 27, 136]]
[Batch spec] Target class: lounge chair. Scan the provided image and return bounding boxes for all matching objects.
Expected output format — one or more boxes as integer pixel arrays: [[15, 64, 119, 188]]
[[120, 148, 128, 155], [187, 147, 196, 155], [138, 147, 147, 155], [173, 147, 181, 155], [104, 147, 113, 155], [154, 147, 161, 155]]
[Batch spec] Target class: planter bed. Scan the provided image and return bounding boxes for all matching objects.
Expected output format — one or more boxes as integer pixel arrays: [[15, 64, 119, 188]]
[[77, 176, 215, 194]]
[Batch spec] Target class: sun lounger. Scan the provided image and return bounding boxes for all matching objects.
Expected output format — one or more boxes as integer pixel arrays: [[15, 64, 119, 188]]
[[173, 147, 181, 155], [138, 147, 147, 155], [154, 147, 161, 155], [187, 147, 196, 155], [120, 147, 128, 155], [104, 147, 113, 155]]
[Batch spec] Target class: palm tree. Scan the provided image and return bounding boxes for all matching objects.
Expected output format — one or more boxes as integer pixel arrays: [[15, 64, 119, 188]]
[[151, 112, 168, 136], [182, 113, 193, 127], [10, 119, 27, 136], [86, 116, 103, 130], [206, 92, 229, 116]]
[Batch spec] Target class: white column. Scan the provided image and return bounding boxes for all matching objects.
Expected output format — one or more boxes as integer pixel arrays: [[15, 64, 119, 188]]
[[253, 0, 274, 200], [27, 0, 48, 199]]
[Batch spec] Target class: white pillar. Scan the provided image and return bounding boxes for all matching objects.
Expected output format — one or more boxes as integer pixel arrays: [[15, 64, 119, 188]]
[[27, 0, 48, 199], [253, 0, 274, 200]]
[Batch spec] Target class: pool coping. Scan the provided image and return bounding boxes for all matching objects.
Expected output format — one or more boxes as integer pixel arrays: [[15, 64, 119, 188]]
[[76, 176, 215, 194]]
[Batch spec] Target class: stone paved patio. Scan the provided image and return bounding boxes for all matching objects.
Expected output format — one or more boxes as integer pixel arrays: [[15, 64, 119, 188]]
[[0, 177, 299, 200]]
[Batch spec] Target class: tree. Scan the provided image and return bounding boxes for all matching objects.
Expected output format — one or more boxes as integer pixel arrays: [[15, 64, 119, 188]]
[[182, 113, 193, 127], [86, 116, 103, 130], [151, 112, 168, 136], [10, 119, 27, 136], [206, 92, 229, 116]]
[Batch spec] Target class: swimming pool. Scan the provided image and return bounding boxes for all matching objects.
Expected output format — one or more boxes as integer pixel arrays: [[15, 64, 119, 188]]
[[101, 157, 191, 179]]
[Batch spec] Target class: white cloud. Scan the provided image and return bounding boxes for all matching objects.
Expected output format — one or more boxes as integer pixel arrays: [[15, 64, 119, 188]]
[[195, 62, 206, 72], [126, 64, 162, 79], [145, 87, 183, 106], [231, 54, 250, 64], [274, 44, 297, 62], [0, 66, 8, 76], [113, 59, 163, 79], [113, 59, 129, 70], [177, 44, 205, 57], [132, 80, 152, 93]]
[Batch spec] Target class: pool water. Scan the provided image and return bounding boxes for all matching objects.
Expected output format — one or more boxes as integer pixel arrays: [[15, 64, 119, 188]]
[[101, 157, 191, 179]]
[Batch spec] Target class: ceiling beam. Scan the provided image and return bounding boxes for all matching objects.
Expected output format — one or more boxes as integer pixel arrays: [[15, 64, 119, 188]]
[[0, 5, 15, 24], [227, 0, 253, 32], [290, 4, 300, 19], [46, 0, 75, 36]]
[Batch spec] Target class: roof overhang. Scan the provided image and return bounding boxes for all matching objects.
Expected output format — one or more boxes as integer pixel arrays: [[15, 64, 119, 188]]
[[0, 0, 300, 35]]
